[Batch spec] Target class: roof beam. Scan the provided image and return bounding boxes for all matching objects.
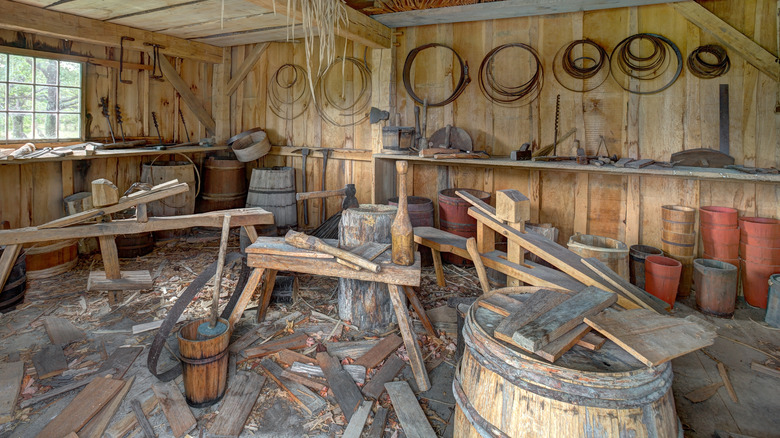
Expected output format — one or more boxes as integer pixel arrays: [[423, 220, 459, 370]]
[[0, 0, 223, 63], [672, 1, 779, 80], [244, 0, 390, 49], [371, 0, 691, 28]]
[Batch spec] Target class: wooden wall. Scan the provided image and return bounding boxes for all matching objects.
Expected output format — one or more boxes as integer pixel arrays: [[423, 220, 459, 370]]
[[0, 30, 213, 228], [233, 0, 778, 251]]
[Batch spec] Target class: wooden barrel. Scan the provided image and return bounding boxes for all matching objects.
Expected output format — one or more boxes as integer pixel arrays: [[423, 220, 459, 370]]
[[64, 192, 99, 255], [0, 248, 26, 313], [439, 188, 491, 266], [664, 253, 694, 298], [662, 205, 696, 234], [141, 160, 197, 240], [25, 240, 78, 279], [454, 288, 680, 438], [115, 233, 155, 259], [338, 204, 399, 332], [247, 167, 297, 233], [177, 318, 231, 408], [693, 258, 738, 318], [567, 234, 630, 280], [629, 245, 663, 289], [196, 157, 247, 213]]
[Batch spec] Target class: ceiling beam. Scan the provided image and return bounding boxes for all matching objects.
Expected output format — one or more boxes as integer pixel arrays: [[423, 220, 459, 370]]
[[0, 0, 223, 63], [370, 0, 691, 28], [672, 1, 779, 80], [244, 0, 391, 49]]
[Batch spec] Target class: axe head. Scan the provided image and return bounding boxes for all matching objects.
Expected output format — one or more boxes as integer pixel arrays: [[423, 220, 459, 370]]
[[342, 184, 359, 210], [369, 107, 390, 124]]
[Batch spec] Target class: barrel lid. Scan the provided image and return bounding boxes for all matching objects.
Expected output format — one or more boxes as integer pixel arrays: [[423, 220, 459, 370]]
[[471, 291, 646, 373]]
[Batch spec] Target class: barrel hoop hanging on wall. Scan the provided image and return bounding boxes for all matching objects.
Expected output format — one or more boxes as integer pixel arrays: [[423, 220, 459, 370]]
[[552, 39, 610, 92], [403, 43, 471, 107], [686, 44, 730, 79], [314, 57, 372, 127], [478, 43, 543, 107], [609, 33, 683, 95], [268, 63, 311, 120]]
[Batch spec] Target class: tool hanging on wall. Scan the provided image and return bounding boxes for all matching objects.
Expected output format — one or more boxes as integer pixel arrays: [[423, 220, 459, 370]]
[[403, 43, 470, 107], [179, 109, 190, 143], [151, 112, 163, 145], [119, 36, 135, 84], [320, 148, 332, 224], [478, 42, 544, 106], [552, 94, 560, 156], [292, 147, 311, 226], [115, 104, 126, 143], [719, 84, 729, 156], [144, 42, 165, 81], [99, 97, 116, 144]]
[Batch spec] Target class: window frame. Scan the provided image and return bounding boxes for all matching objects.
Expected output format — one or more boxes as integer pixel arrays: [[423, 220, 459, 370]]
[[0, 51, 86, 144]]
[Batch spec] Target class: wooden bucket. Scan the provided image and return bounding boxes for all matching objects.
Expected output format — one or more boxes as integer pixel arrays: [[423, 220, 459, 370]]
[[141, 160, 198, 240], [439, 188, 491, 266], [247, 167, 297, 232], [196, 157, 247, 213], [177, 317, 231, 408], [567, 234, 630, 280], [454, 288, 680, 438], [0, 249, 26, 313], [24, 240, 78, 279], [693, 259, 738, 318]]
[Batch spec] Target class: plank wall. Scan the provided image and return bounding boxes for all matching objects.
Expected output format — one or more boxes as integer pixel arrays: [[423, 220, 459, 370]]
[[233, 0, 778, 251], [0, 30, 213, 228]]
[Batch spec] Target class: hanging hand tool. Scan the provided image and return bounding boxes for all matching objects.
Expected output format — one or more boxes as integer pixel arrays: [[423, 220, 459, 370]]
[[151, 112, 163, 145], [179, 109, 190, 143], [319, 148, 332, 224], [115, 104, 126, 143], [391, 160, 414, 266], [99, 97, 116, 144], [419, 98, 429, 150], [298, 147, 310, 226], [719, 84, 729, 156], [414, 106, 421, 147], [143, 43, 164, 81], [552, 94, 560, 156], [119, 36, 134, 85]]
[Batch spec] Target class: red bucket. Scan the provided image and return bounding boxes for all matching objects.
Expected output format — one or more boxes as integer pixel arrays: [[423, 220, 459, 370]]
[[739, 217, 780, 239], [740, 259, 780, 308], [438, 189, 490, 266], [645, 255, 683, 308], [740, 243, 780, 266], [699, 206, 738, 227]]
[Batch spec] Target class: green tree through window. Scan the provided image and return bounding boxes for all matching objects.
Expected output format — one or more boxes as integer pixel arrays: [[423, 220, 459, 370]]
[[0, 53, 82, 142]]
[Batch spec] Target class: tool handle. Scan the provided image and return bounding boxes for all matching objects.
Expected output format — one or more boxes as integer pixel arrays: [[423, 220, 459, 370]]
[[296, 188, 347, 201], [285, 230, 381, 273], [211, 214, 231, 328]]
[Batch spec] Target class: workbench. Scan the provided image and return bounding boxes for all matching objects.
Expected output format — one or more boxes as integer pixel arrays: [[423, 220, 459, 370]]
[[244, 236, 432, 391]]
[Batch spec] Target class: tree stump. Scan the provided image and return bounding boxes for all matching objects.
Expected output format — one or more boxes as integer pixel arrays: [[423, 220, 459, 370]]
[[338, 205, 399, 332]]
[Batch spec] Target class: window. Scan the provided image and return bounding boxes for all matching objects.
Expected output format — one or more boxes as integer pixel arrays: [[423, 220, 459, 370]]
[[0, 53, 83, 142]]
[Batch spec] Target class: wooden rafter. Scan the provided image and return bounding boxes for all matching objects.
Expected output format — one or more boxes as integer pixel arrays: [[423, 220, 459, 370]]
[[155, 53, 217, 135], [226, 42, 270, 96], [0, 0, 223, 63], [244, 0, 391, 49]]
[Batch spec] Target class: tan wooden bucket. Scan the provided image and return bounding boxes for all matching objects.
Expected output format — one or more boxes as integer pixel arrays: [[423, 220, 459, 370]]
[[567, 234, 630, 280], [177, 317, 231, 408]]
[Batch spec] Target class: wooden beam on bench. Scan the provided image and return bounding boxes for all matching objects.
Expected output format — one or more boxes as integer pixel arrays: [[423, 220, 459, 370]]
[[0, 0, 222, 63]]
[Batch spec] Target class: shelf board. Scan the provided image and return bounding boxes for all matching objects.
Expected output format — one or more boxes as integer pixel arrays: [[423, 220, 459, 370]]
[[0, 145, 227, 165]]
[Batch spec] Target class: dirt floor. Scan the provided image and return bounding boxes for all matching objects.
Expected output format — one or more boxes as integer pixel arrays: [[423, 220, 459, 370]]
[[0, 229, 778, 437]]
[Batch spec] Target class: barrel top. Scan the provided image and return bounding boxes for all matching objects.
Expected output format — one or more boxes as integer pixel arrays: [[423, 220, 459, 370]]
[[349, 204, 398, 215], [471, 292, 646, 374]]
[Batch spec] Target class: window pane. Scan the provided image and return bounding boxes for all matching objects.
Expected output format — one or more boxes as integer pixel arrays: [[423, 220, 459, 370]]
[[59, 62, 81, 87], [9, 55, 33, 83], [0, 114, 6, 140], [35, 113, 57, 139], [59, 87, 79, 112], [9, 84, 33, 110], [35, 58, 58, 85], [0, 54, 7, 82], [59, 113, 79, 138], [8, 113, 32, 140], [0, 85, 5, 110], [35, 85, 57, 111]]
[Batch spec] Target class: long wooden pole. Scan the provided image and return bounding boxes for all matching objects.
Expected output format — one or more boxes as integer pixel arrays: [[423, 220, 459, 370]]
[[211, 215, 231, 328]]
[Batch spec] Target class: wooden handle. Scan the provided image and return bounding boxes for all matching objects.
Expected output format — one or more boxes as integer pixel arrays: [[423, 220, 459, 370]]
[[466, 237, 491, 295], [211, 214, 231, 328], [296, 188, 347, 201], [284, 230, 381, 273], [396, 160, 408, 175]]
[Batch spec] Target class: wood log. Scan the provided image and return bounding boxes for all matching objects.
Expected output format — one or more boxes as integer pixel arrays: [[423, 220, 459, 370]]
[[91, 179, 119, 207]]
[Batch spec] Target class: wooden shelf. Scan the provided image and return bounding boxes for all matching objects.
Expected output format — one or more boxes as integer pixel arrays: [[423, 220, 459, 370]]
[[373, 154, 780, 183], [0, 145, 228, 165]]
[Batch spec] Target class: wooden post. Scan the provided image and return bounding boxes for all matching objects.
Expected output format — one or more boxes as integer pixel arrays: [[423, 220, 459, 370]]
[[391, 161, 414, 266], [496, 190, 531, 287]]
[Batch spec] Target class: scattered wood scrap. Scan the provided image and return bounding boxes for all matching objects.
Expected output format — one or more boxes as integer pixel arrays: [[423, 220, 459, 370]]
[[366, 406, 389, 438], [0, 361, 23, 423], [78, 376, 135, 438], [684, 382, 723, 403], [130, 399, 156, 438], [209, 371, 266, 437], [577, 332, 607, 351], [536, 323, 591, 362], [342, 400, 373, 438], [290, 361, 366, 384], [243, 332, 309, 359], [352, 334, 403, 369], [36, 376, 125, 438], [584, 309, 717, 367], [493, 289, 568, 347], [362, 355, 406, 399], [751, 361, 780, 379], [33, 344, 68, 379], [717, 363, 739, 404], [384, 381, 437, 438], [152, 381, 197, 438], [260, 358, 326, 415], [316, 352, 364, 421], [276, 348, 316, 366], [44, 317, 86, 346]]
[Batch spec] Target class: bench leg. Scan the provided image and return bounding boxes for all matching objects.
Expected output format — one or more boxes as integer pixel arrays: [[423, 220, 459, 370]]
[[257, 269, 278, 323], [227, 267, 264, 327], [402, 286, 437, 339], [432, 249, 446, 287], [388, 284, 431, 392]]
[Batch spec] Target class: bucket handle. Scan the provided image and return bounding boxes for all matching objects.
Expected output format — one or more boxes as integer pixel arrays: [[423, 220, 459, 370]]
[[147, 153, 202, 209]]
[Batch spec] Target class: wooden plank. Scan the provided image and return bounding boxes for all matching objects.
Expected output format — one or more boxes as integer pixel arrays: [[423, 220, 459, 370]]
[[366, 405, 389, 438], [577, 332, 607, 351], [87, 270, 153, 291], [512, 287, 617, 352], [156, 54, 216, 136], [455, 189, 501, 222], [584, 309, 717, 367], [478, 293, 523, 317], [684, 382, 723, 403], [130, 398, 156, 438], [581, 258, 670, 313], [751, 361, 780, 379], [33, 345, 68, 379], [325, 340, 379, 360], [0, 361, 23, 424], [243, 332, 309, 359], [343, 400, 373, 438], [104, 395, 159, 438], [209, 371, 266, 437], [228, 267, 264, 327], [717, 362, 739, 404], [280, 370, 327, 392], [78, 376, 134, 438], [276, 349, 316, 366], [226, 43, 269, 97], [37, 376, 125, 438], [152, 381, 197, 438], [535, 323, 591, 363], [289, 362, 366, 385], [402, 286, 437, 338], [384, 381, 436, 438], [362, 355, 406, 400], [316, 352, 364, 421], [387, 284, 430, 392], [353, 334, 404, 369], [672, 1, 780, 80], [0, 0, 223, 63], [43, 317, 85, 346], [260, 358, 326, 415], [494, 289, 568, 346]]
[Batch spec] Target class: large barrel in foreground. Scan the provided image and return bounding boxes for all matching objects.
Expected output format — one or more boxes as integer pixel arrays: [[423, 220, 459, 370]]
[[454, 288, 680, 438]]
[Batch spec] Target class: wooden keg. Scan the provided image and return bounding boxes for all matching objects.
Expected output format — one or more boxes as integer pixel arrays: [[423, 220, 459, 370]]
[[0, 248, 26, 312], [177, 318, 231, 407], [246, 167, 297, 233], [141, 160, 197, 240], [454, 288, 680, 438], [196, 157, 247, 213], [439, 188, 491, 266], [567, 234, 630, 280], [24, 240, 79, 279], [338, 204, 399, 332]]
